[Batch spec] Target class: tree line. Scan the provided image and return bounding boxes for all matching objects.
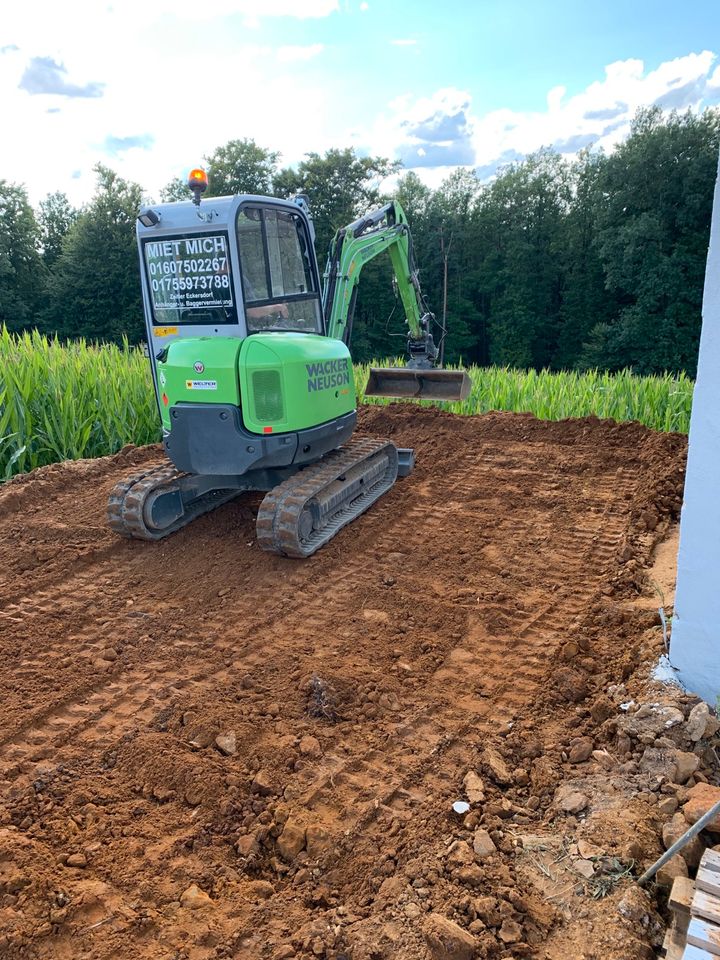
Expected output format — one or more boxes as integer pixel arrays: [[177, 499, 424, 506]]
[[1, 106, 718, 375]]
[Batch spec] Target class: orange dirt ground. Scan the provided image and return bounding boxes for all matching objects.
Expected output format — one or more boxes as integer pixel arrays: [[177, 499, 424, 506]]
[[0, 406, 689, 959]]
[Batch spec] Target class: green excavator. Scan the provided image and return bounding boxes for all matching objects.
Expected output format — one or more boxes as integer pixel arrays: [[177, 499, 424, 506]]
[[108, 168, 470, 557]]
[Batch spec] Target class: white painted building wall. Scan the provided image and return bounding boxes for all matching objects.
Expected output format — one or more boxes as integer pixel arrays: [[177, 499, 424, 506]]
[[672, 153, 720, 705]]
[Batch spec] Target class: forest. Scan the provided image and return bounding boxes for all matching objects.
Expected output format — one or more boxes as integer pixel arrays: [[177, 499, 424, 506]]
[[1, 105, 718, 375]]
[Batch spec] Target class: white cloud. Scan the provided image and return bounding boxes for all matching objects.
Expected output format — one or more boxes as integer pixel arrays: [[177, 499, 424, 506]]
[[363, 51, 720, 184], [275, 44, 325, 63], [1, 13, 718, 210], [390, 39, 417, 47]]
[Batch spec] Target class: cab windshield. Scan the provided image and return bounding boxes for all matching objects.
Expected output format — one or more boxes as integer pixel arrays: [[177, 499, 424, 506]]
[[236, 206, 323, 334]]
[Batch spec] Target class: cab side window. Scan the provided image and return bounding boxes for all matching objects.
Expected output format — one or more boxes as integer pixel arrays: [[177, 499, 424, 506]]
[[236, 206, 322, 334]]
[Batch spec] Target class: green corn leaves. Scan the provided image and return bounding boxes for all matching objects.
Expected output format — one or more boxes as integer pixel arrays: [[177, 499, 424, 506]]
[[0, 326, 161, 480], [356, 362, 693, 435], [0, 328, 693, 482]]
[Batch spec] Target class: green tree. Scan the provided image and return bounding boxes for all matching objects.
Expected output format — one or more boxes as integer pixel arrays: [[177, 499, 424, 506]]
[[474, 150, 570, 368], [42, 165, 144, 342], [274, 148, 398, 258], [205, 138, 279, 197], [584, 106, 720, 375], [555, 150, 616, 368], [38, 191, 78, 269], [160, 139, 280, 202], [0, 181, 45, 332], [160, 176, 189, 202]]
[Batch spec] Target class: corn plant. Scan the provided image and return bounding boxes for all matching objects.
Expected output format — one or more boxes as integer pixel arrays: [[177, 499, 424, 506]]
[[356, 362, 693, 434], [0, 327, 693, 482], [0, 326, 160, 480]]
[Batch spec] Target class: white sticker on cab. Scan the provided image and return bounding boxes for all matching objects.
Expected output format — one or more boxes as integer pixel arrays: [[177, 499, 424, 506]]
[[185, 380, 218, 390]]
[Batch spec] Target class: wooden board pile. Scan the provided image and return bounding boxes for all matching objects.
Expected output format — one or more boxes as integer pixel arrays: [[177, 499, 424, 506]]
[[664, 850, 720, 958]]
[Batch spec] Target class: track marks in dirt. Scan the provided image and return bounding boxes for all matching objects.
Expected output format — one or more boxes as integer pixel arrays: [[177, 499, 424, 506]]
[[0, 407, 686, 959]]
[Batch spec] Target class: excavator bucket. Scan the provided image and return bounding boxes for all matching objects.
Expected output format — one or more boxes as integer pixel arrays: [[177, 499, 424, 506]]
[[365, 367, 472, 403]]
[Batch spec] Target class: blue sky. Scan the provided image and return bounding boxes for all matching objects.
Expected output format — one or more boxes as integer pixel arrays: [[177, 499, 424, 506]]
[[1, 0, 719, 205]]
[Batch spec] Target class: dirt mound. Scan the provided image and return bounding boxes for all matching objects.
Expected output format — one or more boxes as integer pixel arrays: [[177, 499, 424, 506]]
[[0, 408, 690, 958]]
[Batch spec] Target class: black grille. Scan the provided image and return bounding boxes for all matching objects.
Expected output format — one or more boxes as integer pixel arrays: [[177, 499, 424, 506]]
[[252, 369, 284, 422]]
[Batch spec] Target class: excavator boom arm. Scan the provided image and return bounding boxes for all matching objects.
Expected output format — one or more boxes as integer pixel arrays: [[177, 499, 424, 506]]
[[321, 200, 470, 401], [322, 201, 437, 365]]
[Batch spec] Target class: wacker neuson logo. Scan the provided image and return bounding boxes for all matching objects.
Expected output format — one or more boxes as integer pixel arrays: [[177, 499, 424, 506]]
[[305, 359, 351, 392]]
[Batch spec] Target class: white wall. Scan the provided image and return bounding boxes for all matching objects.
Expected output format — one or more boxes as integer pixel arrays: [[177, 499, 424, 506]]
[[672, 152, 720, 705]]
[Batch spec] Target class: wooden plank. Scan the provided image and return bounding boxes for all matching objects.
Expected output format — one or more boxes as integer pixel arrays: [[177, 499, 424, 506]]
[[701, 850, 720, 875], [683, 944, 716, 960], [687, 916, 720, 956], [671, 876, 697, 915], [692, 890, 720, 925], [697, 865, 720, 899], [664, 925, 687, 959]]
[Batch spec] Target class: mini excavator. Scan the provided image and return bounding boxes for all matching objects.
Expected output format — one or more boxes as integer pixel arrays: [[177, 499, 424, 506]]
[[108, 169, 470, 557]]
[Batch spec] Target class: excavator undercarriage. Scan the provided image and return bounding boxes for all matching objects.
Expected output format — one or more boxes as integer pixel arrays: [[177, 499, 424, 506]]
[[108, 440, 414, 556]]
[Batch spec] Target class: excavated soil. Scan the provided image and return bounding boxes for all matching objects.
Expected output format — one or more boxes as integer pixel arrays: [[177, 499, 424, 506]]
[[0, 405, 689, 960]]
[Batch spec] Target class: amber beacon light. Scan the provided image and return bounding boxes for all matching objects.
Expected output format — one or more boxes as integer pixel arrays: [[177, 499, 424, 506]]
[[187, 167, 209, 205]]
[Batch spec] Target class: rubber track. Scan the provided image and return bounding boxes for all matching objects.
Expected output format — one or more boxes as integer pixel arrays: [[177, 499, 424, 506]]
[[256, 438, 398, 558], [107, 465, 240, 541]]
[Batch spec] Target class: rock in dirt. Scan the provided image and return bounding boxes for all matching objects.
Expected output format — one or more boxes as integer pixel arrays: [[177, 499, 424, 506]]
[[278, 817, 306, 861], [686, 702, 720, 742], [554, 784, 588, 814], [577, 839, 602, 859], [571, 857, 595, 879], [188, 727, 216, 749], [236, 833, 260, 857], [683, 782, 720, 833], [184, 784, 203, 806], [591, 748, 618, 771], [554, 666, 588, 703], [463, 770, 485, 804], [568, 737, 594, 763], [180, 884, 213, 909], [455, 864, 484, 887], [656, 854, 688, 888], [662, 813, 704, 869], [658, 796, 679, 816], [589, 695, 616, 725], [215, 731, 237, 756], [251, 769, 275, 796], [446, 840, 475, 869], [617, 704, 684, 740], [299, 735, 322, 758], [305, 824, 332, 858], [639, 746, 678, 781], [472, 829, 497, 860], [672, 749, 700, 784], [617, 886, 654, 924], [422, 912, 476, 960], [65, 852, 87, 868], [244, 880, 275, 900], [498, 918, 522, 944], [482, 747, 512, 785]]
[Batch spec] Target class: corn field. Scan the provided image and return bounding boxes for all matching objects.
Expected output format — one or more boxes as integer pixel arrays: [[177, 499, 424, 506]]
[[0, 327, 694, 481], [0, 327, 161, 480], [356, 362, 694, 433]]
